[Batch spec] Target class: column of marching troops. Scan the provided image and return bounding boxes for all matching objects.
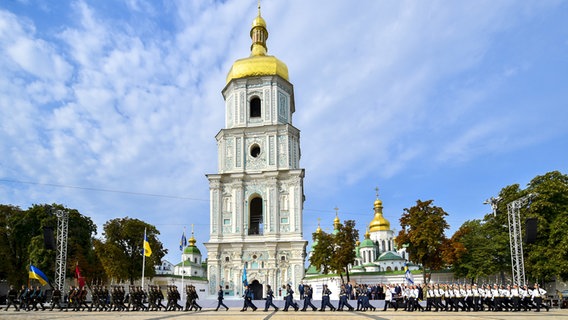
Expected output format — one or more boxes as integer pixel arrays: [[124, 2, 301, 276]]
[[4, 281, 552, 312], [3, 284, 202, 312]]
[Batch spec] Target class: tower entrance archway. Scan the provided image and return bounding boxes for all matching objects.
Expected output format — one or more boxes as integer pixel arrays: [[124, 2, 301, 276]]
[[249, 280, 262, 300]]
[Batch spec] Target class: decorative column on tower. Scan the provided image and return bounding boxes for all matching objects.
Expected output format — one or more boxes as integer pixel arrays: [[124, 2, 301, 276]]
[[204, 3, 307, 298]]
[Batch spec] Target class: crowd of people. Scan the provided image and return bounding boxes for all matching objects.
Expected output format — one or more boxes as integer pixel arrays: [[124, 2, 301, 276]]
[[3, 281, 553, 313]]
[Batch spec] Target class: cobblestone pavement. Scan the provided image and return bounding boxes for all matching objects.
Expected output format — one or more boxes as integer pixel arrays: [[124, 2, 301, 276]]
[[1, 305, 567, 320]]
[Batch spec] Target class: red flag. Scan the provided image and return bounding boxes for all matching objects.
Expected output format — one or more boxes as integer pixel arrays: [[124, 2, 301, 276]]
[[75, 264, 85, 288]]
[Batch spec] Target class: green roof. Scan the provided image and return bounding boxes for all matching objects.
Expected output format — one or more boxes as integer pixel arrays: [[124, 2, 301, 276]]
[[184, 246, 201, 255], [306, 265, 320, 275], [377, 251, 405, 261], [176, 260, 201, 267], [359, 238, 375, 248]]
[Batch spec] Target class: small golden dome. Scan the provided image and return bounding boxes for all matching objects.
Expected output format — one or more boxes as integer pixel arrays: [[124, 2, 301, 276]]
[[188, 234, 196, 247], [369, 197, 390, 232], [252, 15, 266, 29], [226, 4, 289, 84]]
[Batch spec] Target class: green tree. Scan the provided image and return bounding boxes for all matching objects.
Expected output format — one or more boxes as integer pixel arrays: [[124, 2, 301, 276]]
[[0, 203, 100, 286], [395, 199, 449, 283], [522, 171, 568, 282], [309, 230, 334, 275], [95, 217, 166, 284], [450, 170, 568, 283], [446, 219, 508, 283], [332, 220, 358, 283], [0, 205, 30, 285], [308, 219, 359, 284]]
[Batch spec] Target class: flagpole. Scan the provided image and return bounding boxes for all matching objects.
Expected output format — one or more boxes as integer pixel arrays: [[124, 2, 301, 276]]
[[142, 227, 146, 288], [181, 226, 185, 296]]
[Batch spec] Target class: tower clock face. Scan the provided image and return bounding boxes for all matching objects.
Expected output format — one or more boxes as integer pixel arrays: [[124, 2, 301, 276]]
[[250, 144, 261, 158]]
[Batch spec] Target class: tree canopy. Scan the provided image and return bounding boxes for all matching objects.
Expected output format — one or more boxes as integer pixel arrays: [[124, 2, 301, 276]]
[[395, 199, 449, 282], [449, 171, 568, 283], [0, 204, 99, 286], [309, 219, 359, 283], [95, 217, 166, 284]]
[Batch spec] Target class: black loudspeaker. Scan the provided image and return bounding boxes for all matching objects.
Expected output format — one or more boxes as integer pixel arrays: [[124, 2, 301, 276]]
[[525, 218, 537, 244], [43, 227, 56, 250]]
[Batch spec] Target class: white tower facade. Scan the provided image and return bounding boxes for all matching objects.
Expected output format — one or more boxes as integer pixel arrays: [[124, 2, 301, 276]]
[[204, 6, 307, 299]]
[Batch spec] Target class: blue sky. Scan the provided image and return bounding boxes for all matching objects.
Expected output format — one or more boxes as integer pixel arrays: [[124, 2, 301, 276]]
[[1, 0, 567, 265]]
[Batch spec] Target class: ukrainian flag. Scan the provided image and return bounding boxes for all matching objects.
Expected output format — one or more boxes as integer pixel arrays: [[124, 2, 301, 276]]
[[144, 234, 152, 257], [29, 265, 49, 286]]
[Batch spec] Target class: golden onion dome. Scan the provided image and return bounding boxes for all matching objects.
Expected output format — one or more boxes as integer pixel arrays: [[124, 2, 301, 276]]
[[225, 3, 289, 84], [369, 196, 390, 232]]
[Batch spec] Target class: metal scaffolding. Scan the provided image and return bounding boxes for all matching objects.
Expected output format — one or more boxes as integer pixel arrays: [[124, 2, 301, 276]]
[[506, 194, 534, 287], [55, 210, 69, 291]]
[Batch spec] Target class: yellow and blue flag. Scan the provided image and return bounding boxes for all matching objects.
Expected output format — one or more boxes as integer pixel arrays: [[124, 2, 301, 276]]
[[29, 265, 49, 286], [144, 234, 152, 257], [404, 263, 414, 284], [180, 232, 187, 251]]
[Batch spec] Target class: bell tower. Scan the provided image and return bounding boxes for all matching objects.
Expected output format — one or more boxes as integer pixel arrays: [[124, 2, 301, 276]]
[[204, 3, 307, 298]]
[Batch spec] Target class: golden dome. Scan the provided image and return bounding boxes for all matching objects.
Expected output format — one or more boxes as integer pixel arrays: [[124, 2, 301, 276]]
[[225, 4, 289, 84], [369, 196, 390, 232], [188, 234, 196, 247]]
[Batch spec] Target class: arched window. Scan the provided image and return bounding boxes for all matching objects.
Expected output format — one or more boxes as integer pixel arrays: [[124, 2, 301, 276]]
[[249, 197, 263, 235], [250, 97, 261, 118]]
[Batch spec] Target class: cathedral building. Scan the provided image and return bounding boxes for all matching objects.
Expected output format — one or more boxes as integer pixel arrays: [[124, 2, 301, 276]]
[[203, 5, 307, 299], [351, 193, 411, 273]]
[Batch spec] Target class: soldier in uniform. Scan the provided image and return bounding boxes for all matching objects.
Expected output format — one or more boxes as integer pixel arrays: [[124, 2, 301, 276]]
[[531, 283, 549, 312], [337, 284, 354, 311], [361, 286, 376, 311], [383, 284, 397, 311], [79, 286, 90, 311], [190, 285, 202, 311], [263, 284, 278, 311], [240, 285, 257, 311], [18, 285, 29, 311], [215, 285, 229, 311], [5, 285, 19, 311], [433, 284, 444, 312], [300, 284, 317, 311], [283, 284, 299, 311], [319, 284, 336, 311], [49, 287, 63, 311]]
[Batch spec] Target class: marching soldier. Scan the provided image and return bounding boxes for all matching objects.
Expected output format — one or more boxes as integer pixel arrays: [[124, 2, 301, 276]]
[[300, 284, 317, 311], [215, 285, 229, 311], [240, 285, 257, 311], [263, 284, 278, 311], [319, 284, 336, 311], [531, 283, 549, 312], [49, 287, 63, 311], [283, 284, 299, 311], [5, 285, 19, 311], [337, 284, 354, 311]]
